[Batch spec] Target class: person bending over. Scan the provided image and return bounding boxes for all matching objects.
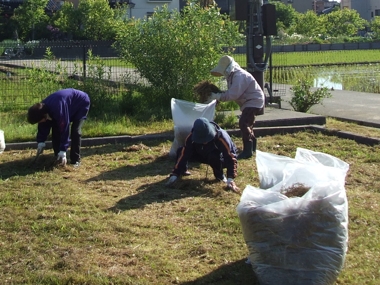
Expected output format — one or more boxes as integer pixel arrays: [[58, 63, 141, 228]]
[[27, 88, 90, 167], [206, 55, 265, 159], [166, 117, 240, 193]]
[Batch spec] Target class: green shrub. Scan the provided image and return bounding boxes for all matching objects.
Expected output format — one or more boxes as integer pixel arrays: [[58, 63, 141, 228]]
[[288, 78, 332, 113], [114, 2, 242, 111], [25, 48, 126, 116]]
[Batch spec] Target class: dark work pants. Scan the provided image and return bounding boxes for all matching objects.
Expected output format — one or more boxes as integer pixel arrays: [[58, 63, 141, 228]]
[[176, 147, 226, 180], [52, 119, 85, 164], [239, 107, 263, 142]]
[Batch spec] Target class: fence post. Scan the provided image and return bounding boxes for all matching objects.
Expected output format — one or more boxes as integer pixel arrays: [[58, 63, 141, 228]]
[[83, 44, 87, 78]]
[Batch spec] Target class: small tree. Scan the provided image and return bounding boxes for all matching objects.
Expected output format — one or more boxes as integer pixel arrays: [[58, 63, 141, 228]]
[[370, 16, 380, 40], [321, 9, 367, 38], [12, 0, 49, 40], [294, 10, 325, 37], [53, 0, 126, 40], [114, 2, 242, 110], [270, 1, 299, 33], [288, 79, 332, 113]]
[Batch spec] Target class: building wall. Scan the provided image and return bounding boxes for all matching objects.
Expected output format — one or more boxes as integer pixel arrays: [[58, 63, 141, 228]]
[[369, 0, 380, 20], [314, 0, 326, 13], [350, 0, 369, 20], [279, 0, 344, 14], [341, 0, 351, 9], [279, 0, 314, 13], [127, 0, 380, 22], [61, 0, 180, 18], [128, 0, 180, 19]]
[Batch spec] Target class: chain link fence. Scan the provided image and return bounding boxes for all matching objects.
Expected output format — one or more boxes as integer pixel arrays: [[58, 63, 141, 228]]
[[0, 40, 289, 113]]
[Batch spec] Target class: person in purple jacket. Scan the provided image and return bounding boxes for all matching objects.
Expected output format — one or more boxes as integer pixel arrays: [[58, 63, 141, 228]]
[[165, 117, 240, 193], [206, 55, 265, 160], [27, 88, 90, 167]]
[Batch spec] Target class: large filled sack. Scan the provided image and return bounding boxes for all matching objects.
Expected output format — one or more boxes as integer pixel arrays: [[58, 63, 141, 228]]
[[169, 98, 216, 158], [0, 130, 5, 153], [237, 148, 349, 285]]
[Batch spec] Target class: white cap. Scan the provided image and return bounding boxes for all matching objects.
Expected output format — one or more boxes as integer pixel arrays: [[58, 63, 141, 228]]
[[210, 55, 233, 77]]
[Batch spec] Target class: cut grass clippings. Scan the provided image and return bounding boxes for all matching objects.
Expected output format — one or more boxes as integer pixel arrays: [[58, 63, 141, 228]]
[[0, 130, 379, 284]]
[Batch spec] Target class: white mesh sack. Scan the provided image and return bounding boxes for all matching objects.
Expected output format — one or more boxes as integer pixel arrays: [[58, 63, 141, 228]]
[[169, 98, 217, 158], [237, 148, 350, 285], [0, 130, 5, 154]]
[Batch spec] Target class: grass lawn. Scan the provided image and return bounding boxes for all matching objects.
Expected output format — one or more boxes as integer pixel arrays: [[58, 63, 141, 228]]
[[0, 127, 379, 284]]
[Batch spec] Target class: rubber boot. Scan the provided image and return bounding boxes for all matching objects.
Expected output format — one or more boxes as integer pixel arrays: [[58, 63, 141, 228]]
[[252, 137, 257, 152], [237, 140, 254, 160]]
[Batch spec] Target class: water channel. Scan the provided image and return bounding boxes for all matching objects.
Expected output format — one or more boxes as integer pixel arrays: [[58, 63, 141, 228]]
[[281, 64, 380, 93]]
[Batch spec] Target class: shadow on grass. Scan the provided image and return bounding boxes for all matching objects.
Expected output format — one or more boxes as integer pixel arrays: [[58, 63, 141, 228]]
[[107, 176, 230, 212], [180, 258, 259, 285], [85, 154, 172, 181], [0, 154, 57, 179]]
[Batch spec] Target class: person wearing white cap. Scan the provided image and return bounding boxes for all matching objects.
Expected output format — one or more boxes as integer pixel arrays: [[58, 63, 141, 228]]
[[166, 117, 240, 193], [206, 55, 265, 159]]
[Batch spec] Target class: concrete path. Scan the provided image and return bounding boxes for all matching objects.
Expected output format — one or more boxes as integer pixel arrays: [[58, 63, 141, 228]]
[[257, 87, 380, 129]]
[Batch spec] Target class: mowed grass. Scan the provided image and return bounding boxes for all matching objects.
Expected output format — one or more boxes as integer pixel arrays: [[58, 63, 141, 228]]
[[0, 129, 379, 285]]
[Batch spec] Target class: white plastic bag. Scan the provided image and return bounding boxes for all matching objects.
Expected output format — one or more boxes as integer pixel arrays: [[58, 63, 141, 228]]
[[0, 130, 5, 154], [169, 98, 216, 158], [237, 148, 349, 285], [256, 148, 349, 191]]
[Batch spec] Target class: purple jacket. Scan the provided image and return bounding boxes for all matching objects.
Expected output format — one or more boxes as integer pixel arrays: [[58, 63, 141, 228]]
[[37, 88, 90, 151], [172, 122, 238, 179]]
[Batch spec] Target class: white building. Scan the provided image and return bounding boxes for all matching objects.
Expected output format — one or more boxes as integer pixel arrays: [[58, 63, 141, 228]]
[[126, 0, 184, 19], [344, 0, 380, 21], [126, 0, 230, 19], [275, 0, 380, 22]]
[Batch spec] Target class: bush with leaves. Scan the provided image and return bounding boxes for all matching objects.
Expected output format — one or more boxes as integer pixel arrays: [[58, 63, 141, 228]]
[[52, 0, 127, 40], [288, 79, 332, 113], [114, 2, 242, 114], [25, 48, 124, 116], [321, 9, 367, 38], [370, 16, 380, 40], [12, 0, 49, 41]]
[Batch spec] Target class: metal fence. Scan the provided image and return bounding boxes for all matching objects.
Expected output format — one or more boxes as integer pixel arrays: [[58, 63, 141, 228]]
[[8, 40, 380, 116], [0, 40, 289, 113]]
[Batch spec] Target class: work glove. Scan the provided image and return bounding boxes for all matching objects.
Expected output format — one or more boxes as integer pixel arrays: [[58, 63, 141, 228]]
[[57, 151, 67, 166], [37, 142, 46, 154], [204, 92, 222, 104], [165, 174, 178, 187], [227, 178, 240, 193]]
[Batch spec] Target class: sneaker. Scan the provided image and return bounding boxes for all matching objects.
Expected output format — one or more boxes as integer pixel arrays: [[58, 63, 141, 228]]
[[71, 162, 81, 168], [216, 174, 227, 183], [183, 170, 191, 176]]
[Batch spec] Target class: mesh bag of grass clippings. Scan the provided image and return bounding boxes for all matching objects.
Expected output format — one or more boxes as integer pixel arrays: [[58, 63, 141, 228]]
[[237, 148, 349, 285], [169, 98, 216, 159], [0, 130, 5, 153]]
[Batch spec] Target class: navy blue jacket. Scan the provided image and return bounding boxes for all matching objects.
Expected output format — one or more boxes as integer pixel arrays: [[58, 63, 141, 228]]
[[172, 122, 238, 179], [37, 89, 90, 151]]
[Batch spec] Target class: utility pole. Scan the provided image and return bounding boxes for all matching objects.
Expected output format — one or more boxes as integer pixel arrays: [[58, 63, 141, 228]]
[[232, 0, 276, 91]]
